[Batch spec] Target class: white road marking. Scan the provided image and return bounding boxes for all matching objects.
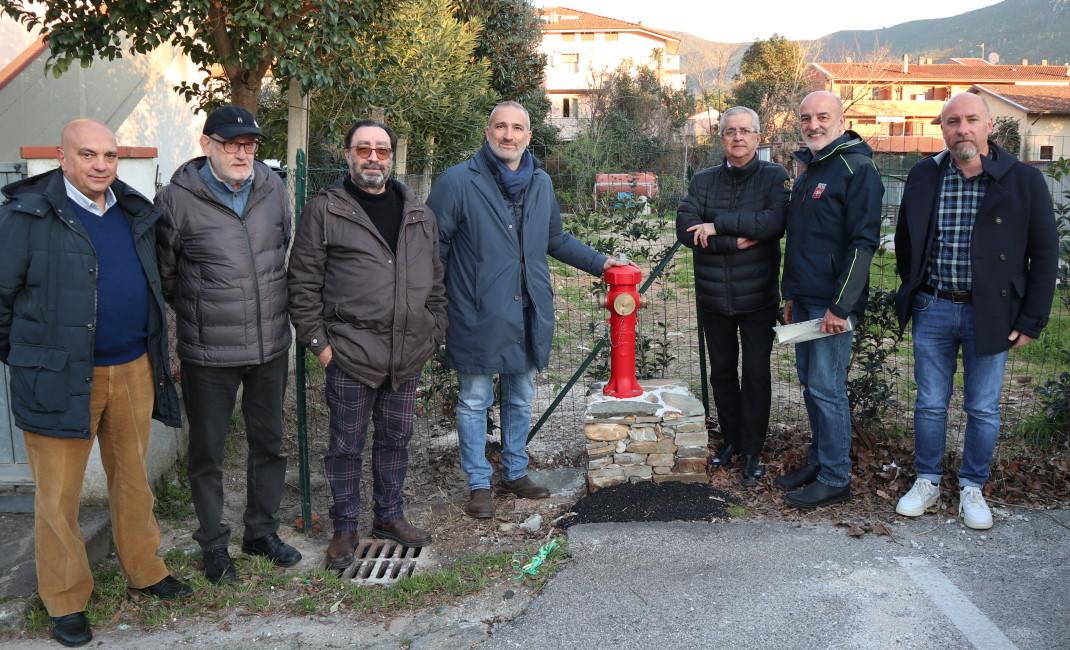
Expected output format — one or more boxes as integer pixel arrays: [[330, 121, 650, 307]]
[[895, 556, 1018, 650]]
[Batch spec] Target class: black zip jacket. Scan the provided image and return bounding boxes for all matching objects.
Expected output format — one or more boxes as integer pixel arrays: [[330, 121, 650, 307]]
[[782, 131, 884, 318], [676, 155, 789, 314]]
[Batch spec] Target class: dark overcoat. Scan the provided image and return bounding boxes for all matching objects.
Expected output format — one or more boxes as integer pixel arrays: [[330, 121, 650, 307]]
[[0, 169, 181, 438], [893, 142, 1058, 355], [427, 152, 607, 374]]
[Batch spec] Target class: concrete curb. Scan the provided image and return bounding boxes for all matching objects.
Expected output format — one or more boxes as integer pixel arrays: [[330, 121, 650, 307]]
[[0, 507, 111, 632]]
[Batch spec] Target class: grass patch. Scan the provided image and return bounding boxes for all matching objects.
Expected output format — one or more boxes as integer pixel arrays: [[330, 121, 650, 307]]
[[727, 504, 747, 518], [23, 548, 522, 636], [154, 459, 193, 521]]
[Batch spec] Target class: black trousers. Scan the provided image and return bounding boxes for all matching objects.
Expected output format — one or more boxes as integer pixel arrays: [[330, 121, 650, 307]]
[[701, 307, 776, 456], [181, 353, 289, 550]]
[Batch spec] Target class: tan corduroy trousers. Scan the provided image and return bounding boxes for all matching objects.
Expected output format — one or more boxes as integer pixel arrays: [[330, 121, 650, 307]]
[[23, 354, 169, 616]]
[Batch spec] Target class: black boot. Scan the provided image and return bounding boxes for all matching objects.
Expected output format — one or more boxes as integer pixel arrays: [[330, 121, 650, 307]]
[[774, 463, 820, 491], [741, 455, 765, 487], [708, 444, 736, 469], [785, 480, 851, 509]]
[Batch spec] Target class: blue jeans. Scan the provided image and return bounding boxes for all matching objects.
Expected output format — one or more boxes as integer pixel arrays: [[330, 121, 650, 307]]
[[911, 292, 1007, 488], [793, 301, 854, 488], [456, 369, 537, 491]]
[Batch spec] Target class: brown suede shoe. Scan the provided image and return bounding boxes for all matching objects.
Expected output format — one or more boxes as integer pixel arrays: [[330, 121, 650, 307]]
[[325, 531, 358, 570], [465, 488, 495, 518], [499, 475, 550, 499], [372, 518, 432, 547]]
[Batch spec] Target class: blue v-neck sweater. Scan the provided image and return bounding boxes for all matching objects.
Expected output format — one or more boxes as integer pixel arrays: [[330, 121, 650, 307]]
[[68, 200, 149, 366]]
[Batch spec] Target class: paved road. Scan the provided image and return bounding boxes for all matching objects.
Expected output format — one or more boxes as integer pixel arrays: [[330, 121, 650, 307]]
[[4, 510, 1067, 648], [479, 511, 1070, 650]]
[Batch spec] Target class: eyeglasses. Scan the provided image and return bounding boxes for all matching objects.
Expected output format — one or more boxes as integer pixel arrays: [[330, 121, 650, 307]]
[[209, 137, 259, 154], [349, 146, 392, 159], [722, 128, 757, 138]]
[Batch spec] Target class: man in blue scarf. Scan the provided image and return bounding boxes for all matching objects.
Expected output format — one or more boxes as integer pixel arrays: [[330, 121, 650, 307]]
[[428, 102, 625, 518]]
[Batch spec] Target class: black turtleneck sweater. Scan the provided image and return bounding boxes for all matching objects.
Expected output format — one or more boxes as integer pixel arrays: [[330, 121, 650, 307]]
[[344, 177, 402, 253]]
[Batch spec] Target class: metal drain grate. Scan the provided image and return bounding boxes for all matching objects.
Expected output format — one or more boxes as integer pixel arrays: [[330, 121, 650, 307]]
[[340, 539, 423, 585]]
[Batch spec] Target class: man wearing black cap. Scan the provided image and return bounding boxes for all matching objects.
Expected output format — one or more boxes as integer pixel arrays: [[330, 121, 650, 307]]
[[155, 105, 301, 583]]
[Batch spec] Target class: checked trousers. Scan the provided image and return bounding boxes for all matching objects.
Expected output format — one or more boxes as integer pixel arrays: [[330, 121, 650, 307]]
[[324, 363, 418, 532]]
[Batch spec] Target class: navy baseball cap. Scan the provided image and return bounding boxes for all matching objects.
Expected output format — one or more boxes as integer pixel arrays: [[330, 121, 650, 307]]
[[203, 105, 262, 139]]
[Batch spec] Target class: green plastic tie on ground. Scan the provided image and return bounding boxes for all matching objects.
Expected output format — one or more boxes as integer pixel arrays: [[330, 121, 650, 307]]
[[520, 538, 559, 577]]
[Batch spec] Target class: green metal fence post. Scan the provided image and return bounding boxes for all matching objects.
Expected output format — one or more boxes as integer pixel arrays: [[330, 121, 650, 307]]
[[293, 149, 312, 533]]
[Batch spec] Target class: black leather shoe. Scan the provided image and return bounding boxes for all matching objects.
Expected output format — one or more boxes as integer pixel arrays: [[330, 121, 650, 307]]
[[203, 546, 237, 584], [708, 444, 736, 469], [242, 533, 302, 567], [774, 463, 821, 491], [51, 611, 91, 647], [136, 574, 193, 600], [741, 455, 765, 487], [785, 480, 852, 509]]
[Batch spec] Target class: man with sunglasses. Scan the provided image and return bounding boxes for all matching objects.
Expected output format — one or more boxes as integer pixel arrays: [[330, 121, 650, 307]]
[[155, 105, 300, 584], [289, 119, 446, 567]]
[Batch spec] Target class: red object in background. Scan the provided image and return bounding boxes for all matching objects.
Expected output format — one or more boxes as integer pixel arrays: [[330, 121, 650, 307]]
[[593, 172, 659, 199], [603, 264, 643, 398]]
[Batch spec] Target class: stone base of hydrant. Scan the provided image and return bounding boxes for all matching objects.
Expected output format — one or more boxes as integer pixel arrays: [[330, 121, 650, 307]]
[[583, 379, 709, 492]]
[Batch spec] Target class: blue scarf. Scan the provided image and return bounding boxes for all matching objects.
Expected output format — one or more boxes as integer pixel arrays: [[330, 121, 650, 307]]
[[481, 141, 534, 202]]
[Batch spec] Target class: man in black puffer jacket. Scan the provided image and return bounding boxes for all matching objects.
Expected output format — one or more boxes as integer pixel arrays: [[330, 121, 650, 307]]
[[676, 106, 789, 487]]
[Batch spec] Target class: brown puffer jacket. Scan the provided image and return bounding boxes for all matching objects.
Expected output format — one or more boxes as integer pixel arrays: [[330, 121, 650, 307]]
[[155, 158, 292, 367], [287, 179, 446, 390]]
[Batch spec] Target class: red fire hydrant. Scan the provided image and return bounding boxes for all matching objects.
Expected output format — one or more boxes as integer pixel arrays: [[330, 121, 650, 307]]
[[603, 262, 642, 398]]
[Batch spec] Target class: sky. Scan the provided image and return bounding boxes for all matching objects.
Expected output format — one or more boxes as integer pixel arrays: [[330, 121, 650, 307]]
[[533, 0, 1004, 43]]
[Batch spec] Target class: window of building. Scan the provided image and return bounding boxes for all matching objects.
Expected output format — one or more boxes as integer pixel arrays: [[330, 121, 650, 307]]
[[581, 32, 595, 41], [839, 85, 854, 100], [561, 53, 579, 74], [1040, 145, 1055, 161], [562, 33, 575, 42], [562, 97, 579, 118], [605, 32, 618, 41]]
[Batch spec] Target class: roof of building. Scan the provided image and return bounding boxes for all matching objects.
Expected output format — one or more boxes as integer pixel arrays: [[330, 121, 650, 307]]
[[972, 84, 1070, 114], [810, 61, 1070, 84], [866, 135, 945, 154], [0, 38, 46, 93], [539, 6, 677, 42], [950, 58, 991, 66]]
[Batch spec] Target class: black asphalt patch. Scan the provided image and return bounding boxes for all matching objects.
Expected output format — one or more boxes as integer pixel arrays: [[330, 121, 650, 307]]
[[560, 481, 736, 527]]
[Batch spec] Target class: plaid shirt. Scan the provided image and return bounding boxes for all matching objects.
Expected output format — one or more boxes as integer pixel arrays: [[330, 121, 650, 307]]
[[927, 159, 990, 292]]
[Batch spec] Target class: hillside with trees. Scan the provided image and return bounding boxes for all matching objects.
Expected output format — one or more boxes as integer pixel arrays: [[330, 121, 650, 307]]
[[674, 0, 1070, 93], [818, 0, 1070, 64]]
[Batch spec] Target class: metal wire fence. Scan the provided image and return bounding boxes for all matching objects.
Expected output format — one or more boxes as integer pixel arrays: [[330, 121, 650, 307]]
[[288, 137, 1069, 496]]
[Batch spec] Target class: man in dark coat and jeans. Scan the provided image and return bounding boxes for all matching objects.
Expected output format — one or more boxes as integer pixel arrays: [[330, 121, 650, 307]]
[[0, 119, 190, 647], [155, 106, 300, 584], [676, 106, 788, 487], [288, 120, 447, 566], [893, 92, 1057, 530], [428, 101, 626, 519], [777, 91, 884, 508]]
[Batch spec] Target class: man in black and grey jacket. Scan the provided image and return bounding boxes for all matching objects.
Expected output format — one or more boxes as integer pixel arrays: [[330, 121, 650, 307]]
[[155, 105, 301, 584], [777, 91, 884, 508], [676, 106, 788, 487]]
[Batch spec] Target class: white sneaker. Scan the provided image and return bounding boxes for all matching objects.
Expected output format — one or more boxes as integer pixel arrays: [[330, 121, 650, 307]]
[[895, 478, 941, 517], [959, 486, 993, 530]]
